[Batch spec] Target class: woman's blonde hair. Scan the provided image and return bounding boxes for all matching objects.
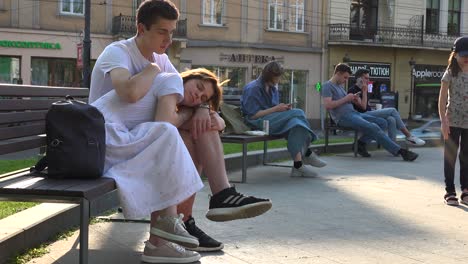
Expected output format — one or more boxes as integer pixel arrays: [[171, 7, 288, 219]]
[[180, 68, 227, 111]]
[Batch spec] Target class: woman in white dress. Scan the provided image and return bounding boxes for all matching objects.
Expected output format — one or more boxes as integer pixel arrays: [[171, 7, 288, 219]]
[[92, 68, 222, 263]]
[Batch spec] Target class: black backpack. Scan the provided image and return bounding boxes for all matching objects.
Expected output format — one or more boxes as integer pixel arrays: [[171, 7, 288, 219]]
[[33, 96, 106, 179]]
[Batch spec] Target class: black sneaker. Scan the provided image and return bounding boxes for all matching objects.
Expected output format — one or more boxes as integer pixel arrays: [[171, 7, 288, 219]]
[[399, 148, 418, 161], [353, 141, 371, 157], [206, 186, 272, 222], [184, 216, 224, 252]]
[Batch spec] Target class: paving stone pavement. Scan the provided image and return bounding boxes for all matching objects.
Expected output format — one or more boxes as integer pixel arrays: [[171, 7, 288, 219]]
[[26, 147, 468, 264]]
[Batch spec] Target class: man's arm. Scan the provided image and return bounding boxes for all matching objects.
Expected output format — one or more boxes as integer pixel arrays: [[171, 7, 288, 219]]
[[110, 63, 161, 103], [323, 94, 355, 110], [154, 94, 192, 127], [438, 80, 450, 139]]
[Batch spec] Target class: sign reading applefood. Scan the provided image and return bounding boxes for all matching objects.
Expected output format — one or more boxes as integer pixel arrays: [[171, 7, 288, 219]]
[[0, 40, 61, 50]]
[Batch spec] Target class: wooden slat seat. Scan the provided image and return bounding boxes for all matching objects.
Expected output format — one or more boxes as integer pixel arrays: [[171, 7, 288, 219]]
[[0, 84, 116, 264]]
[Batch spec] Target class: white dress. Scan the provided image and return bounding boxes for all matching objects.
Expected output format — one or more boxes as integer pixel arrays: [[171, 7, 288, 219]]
[[92, 73, 204, 219]]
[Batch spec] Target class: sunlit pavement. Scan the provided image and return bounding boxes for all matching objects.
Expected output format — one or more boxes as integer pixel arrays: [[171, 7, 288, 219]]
[[27, 147, 468, 264]]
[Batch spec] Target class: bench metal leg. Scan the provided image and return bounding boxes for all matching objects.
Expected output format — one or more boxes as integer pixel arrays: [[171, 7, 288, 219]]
[[241, 142, 247, 183], [324, 128, 329, 153], [353, 131, 358, 157], [80, 198, 90, 264], [263, 140, 268, 165]]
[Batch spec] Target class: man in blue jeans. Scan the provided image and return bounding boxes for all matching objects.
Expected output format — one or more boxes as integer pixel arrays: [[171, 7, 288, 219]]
[[347, 69, 425, 156], [321, 63, 419, 161]]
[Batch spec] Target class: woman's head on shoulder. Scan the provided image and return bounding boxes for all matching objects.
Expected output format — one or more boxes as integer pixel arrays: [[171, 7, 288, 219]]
[[180, 68, 225, 111]]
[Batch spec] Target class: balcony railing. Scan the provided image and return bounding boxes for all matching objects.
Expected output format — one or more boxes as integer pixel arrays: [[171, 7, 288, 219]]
[[329, 23, 458, 49], [112, 15, 187, 39]]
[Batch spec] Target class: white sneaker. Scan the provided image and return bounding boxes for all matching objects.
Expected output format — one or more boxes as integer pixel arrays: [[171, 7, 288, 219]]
[[406, 136, 425, 146], [142, 241, 201, 263], [303, 152, 327, 167], [291, 165, 318, 177]]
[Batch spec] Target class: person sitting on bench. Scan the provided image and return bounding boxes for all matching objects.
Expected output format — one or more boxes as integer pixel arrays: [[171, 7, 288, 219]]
[[321, 63, 419, 161], [241, 61, 327, 177], [89, 1, 272, 262], [347, 69, 425, 157]]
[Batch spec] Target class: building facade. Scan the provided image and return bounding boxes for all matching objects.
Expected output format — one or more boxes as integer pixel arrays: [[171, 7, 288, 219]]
[[0, 0, 326, 126], [326, 0, 466, 119]]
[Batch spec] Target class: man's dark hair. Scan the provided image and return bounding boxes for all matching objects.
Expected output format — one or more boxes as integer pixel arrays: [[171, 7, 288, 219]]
[[355, 68, 369, 78], [334, 63, 352, 75], [137, 0, 179, 30], [261, 61, 284, 83]]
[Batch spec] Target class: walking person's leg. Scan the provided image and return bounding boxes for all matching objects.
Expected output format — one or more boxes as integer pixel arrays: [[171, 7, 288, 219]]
[[458, 128, 468, 204], [444, 127, 461, 205]]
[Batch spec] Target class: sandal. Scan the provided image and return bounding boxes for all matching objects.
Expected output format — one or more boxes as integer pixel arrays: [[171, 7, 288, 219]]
[[444, 193, 459, 206], [461, 192, 468, 205]]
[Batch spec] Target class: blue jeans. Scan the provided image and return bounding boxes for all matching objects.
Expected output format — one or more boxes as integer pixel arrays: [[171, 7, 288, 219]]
[[287, 126, 312, 159], [338, 112, 401, 155], [365, 108, 406, 141]]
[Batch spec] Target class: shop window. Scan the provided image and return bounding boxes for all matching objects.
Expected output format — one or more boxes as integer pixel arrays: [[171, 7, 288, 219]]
[[280, 70, 308, 110], [32, 58, 85, 87], [425, 0, 440, 34], [203, 0, 224, 25], [0, 56, 20, 84], [268, 0, 284, 30], [447, 0, 460, 35], [60, 0, 84, 15], [194, 66, 246, 96], [288, 0, 304, 32]]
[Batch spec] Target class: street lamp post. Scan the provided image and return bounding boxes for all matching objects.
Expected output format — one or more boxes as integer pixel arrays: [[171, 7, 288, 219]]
[[408, 57, 416, 120]]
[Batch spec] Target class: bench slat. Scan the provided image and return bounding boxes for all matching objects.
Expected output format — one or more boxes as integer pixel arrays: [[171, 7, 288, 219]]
[[0, 136, 45, 155], [0, 99, 58, 111], [0, 176, 116, 200], [0, 124, 45, 141], [220, 134, 283, 143], [0, 84, 88, 97], [0, 111, 47, 125]]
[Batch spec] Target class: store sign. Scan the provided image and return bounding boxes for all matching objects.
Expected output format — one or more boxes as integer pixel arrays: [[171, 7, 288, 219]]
[[349, 62, 391, 79], [0, 40, 61, 49], [76, 43, 83, 69], [412, 64, 445, 81], [220, 53, 284, 64]]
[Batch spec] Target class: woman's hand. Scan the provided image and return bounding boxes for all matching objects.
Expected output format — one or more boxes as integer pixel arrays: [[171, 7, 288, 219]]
[[210, 111, 225, 132], [441, 115, 450, 140], [274, 103, 291, 112], [191, 107, 211, 139]]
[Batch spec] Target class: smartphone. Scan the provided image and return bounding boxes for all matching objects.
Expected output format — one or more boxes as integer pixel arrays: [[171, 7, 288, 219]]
[[356, 77, 364, 87]]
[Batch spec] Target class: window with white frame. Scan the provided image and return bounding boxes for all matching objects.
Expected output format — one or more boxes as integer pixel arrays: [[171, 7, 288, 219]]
[[269, 0, 284, 30], [289, 0, 304, 32], [203, 0, 224, 25], [60, 0, 84, 15]]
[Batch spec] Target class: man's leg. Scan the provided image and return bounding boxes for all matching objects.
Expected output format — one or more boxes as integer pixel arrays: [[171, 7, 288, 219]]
[[339, 113, 401, 156]]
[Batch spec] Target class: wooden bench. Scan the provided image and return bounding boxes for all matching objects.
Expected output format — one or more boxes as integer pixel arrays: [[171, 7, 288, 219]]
[[220, 134, 284, 183], [219, 94, 288, 183], [0, 84, 116, 264]]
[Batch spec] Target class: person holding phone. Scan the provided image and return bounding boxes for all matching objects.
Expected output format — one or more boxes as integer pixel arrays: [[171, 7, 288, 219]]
[[348, 69, 425, 157], [241, 61, 327, 177]]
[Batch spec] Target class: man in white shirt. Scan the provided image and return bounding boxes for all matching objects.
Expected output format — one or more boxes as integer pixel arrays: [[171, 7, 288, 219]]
[[90, 1, 271, 262]]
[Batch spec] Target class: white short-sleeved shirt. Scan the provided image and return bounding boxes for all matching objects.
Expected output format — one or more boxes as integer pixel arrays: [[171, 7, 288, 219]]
[[89, 37, 178, 103], [93, 72, 184, 129]]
